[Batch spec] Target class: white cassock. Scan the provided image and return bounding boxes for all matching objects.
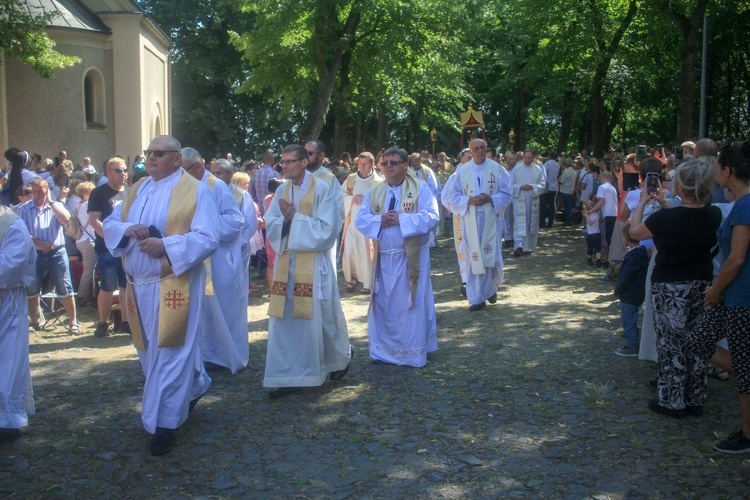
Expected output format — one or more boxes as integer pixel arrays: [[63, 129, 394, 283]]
[[410, 166, 442, 244], [511, 162, 546, 252], [341, 172, 381, 289], [199, 172, 247, 374], [264, 170, 350, 387], [239, 190, 259, 269], [104, 168, 219, 433], [442, 160, 513, 305], [443, 167, 467, 282], [311, 168, 345, 269], [356, 181, 439, 367], [0, 214, 36, 430]]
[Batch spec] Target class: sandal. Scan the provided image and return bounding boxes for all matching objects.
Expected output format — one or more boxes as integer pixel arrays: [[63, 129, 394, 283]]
[[69, 322, 81, 335], [708, 364, 730, 381], [345, 282, 357, 292]]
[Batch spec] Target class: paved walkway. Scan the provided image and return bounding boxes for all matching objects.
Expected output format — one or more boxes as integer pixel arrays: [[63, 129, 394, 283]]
[[2, 223, 749, 497]]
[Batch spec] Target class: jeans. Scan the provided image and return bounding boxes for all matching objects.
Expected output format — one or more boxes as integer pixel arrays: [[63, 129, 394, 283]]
[[28, 248, 74, 296], [97, 251, 127, 292], [539, 191, 557, 227], [561, 193, 575, 225], [620, 302, 641, 348]]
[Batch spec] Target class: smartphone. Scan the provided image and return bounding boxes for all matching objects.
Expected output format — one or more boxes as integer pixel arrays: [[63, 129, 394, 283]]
[[622, 173, 640, 191], [637, 145, 647, 161], [55, 156, 60, 167], [646, 172, 659, 195]]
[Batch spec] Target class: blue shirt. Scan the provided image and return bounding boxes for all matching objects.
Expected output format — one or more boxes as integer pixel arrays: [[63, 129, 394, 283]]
[[719, 193, 750, 307], [16, 200, 67, 247]]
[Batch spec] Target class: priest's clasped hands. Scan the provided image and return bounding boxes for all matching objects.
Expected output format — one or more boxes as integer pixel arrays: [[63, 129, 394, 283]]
[[125, 224, 166, 259], [380, 210, 400, 228], [279, 198, 297, 222], [468, 193, 493, 206]]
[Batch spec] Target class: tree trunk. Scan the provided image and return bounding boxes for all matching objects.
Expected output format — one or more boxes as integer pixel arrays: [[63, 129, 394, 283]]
[[557, 91, 574, 153], [356, 112, 365, 153], [300, 4, 361, 141], [590, 0, 637, 157], [658, 0, 709, 141], [377, 104, 388, 149], [332, 46, 353, 158]]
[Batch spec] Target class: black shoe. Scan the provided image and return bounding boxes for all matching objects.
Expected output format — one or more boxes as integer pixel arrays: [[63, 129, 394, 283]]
[[330, 346, 354, 381], [119, 321, 131, 335], [93, 322, 110, 338], [648, 399, 686, 419], [150, 427, 176, 456], [648, 377, 658, 389], [188, 391, 207, 415], [587, 258, 593, 266], [487, 293, 497, 304], [686, 405, 703, 417], [460, 283, 467, 297], [469, 302, 486, 312], [268, 387, 304, 399], [512, 247, 523, 258], [715, 430, 750, 454], [0, 428, 22, 442]]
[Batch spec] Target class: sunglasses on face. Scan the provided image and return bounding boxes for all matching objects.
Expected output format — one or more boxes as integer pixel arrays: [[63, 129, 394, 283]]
[[380, 160, 403, 167], [144, 149, 179, 158]]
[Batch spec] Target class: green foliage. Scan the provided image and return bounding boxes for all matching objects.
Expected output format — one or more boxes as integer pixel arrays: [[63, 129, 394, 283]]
[[141, 0, 750, 158], [0, 0, 80, 77]]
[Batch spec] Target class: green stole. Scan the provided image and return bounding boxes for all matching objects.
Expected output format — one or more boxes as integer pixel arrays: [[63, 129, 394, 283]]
[[369, 174, 421, 308]]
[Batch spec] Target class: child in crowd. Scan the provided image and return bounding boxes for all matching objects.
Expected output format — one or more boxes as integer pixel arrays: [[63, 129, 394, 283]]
[[613, 224, 649, 357], [582, 200, 602, 267]]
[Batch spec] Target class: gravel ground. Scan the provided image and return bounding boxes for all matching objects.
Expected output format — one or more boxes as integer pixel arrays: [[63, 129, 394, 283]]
[[2, 221, 749, 498]]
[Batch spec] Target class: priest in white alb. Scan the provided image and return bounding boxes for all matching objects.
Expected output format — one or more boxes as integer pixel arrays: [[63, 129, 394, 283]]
[[182, 151, 248, 375], [442, 139, 512, 311], [356, 147, 439, 367], [341, 151, 383, 293], [0, 205, 36, 441], [510, 149, 546, 257], [104, 135, 220, 456], [263, 144, 351, 398]]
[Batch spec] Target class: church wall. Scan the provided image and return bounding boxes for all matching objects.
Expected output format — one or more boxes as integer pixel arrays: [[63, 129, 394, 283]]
[[5, 34, 116, 171]]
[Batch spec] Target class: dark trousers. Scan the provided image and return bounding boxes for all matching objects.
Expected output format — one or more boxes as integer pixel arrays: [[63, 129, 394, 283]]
[[561, 193, 575, 225], [539, 191, 557, 227]]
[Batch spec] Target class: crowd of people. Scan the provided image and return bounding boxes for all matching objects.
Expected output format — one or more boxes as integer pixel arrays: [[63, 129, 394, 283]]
[[2, 136, 749, 458]]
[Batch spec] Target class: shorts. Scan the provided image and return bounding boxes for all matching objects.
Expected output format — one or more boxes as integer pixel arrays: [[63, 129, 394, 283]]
[[97, 251, 127, 292], [602, 216, 617, 247], [28, 247, 74, 297]]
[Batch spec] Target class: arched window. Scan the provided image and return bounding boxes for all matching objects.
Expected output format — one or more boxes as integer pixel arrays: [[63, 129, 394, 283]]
[[83, 69, 105, 129]]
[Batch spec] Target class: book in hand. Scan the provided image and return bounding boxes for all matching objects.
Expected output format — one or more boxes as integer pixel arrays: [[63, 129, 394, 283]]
[[148, 225, 164, 239]]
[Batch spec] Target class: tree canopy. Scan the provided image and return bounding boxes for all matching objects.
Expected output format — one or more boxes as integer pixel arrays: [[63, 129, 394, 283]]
[[138, 0, 750, 159], [0, 0, 79, 78]]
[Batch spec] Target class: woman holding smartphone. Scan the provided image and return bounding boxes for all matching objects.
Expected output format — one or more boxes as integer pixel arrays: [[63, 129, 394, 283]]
[[630, 159, 722, 418]]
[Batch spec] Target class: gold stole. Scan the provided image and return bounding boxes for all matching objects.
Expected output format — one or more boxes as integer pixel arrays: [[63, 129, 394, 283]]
[[203, 174, 218, 296], [459, 162, 499, 275], [228, 183, 245, 206], [121, 173, 198, 351], [268, 175, 317, 319], [369, 174, 421, 308]]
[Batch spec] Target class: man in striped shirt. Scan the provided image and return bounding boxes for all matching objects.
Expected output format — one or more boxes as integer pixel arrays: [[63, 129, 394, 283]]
[[16, 177, 79, 333], [249, 151, 280, 216]]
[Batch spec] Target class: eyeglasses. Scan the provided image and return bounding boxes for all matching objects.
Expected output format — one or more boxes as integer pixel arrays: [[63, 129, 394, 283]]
[[211, 171, 227, 177], [185, 161, 201, 171], [144, 149, 179, 158], [279, 158, 305, 166], [380, 160, 404, 167], [109, 168, 127, 174]]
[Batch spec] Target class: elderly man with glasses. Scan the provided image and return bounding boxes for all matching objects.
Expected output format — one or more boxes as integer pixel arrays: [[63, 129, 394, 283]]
[[442, 139, 513, 311], [103, 135, 220, 456]]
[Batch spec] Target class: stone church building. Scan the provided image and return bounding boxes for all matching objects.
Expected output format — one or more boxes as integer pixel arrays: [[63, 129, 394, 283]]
[[0, 0, 171, 169]]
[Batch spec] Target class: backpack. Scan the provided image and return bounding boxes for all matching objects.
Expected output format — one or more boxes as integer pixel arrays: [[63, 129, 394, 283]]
[[64, 206, 82, 240]]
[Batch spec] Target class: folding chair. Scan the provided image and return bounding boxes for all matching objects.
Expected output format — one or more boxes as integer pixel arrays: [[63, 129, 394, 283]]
[[40, 292, 75, 329]]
